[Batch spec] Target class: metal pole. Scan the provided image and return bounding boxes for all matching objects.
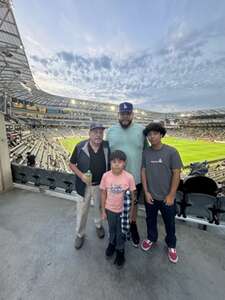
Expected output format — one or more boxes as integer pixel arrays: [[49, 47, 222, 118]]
[[4, 91, 7, 114]]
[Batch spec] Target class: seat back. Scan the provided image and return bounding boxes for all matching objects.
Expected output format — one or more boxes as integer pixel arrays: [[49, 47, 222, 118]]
[[184, 176, 218, 196], [217, 196, 225, 222], [185, 193, 217, 221]]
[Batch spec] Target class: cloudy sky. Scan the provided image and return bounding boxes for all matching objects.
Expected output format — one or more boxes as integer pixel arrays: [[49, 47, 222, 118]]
[[13, 0, 225, 112]]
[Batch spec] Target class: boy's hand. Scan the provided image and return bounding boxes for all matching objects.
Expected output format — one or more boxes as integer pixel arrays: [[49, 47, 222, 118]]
[[145, 192, 154, 205], [129, 215, 136, 223], [101, 211, 107, 220], [164, 194, 175, 206], [129, 211, 136, 223]]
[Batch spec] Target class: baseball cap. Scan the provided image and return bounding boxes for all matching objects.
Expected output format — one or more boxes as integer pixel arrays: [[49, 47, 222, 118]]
[[89, 123, 105, 131], [119, 102, 133, 113]]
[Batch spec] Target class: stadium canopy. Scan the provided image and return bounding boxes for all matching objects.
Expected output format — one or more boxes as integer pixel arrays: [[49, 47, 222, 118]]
[[0, 0, 122, 110], [0, 0, 35, 103], [0, 0, 166, 127], [177, 108, 225, 118]]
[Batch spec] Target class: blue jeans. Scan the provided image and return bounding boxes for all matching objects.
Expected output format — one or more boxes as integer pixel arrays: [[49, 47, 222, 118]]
[[144, 199, 176, 248], [106, 209, 125, 250]]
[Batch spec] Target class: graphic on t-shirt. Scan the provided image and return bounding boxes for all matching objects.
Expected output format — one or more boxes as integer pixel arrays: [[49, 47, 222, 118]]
[[110, 184, 124, 194], [150, 158, 163, 163]]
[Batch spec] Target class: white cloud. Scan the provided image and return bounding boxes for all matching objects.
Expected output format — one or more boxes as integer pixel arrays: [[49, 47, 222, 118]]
[[23, 17, 225, 112]]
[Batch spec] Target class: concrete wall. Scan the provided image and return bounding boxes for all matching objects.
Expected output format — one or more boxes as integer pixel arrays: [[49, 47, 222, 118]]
[[0, 112, 13, 192]]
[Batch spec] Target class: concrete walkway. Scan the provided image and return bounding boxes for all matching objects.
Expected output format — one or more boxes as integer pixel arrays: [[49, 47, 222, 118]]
[[0, 189, 225, 300]]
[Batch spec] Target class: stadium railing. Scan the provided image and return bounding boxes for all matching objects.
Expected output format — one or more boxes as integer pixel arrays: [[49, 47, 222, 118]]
[[11, 163, 225, 228]]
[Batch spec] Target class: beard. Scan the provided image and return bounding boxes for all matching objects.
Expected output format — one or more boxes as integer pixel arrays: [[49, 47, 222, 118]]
[[119, 120, 132, 128]]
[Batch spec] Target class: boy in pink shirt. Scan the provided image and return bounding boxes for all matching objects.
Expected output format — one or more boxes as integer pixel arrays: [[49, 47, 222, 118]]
[[100, 150, 136, 269]]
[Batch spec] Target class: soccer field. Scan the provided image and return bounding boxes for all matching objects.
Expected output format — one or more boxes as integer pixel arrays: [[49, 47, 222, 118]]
[[164, 137, 225, 165], [59, 137, 84, 154], [60, 136, 225, 166]]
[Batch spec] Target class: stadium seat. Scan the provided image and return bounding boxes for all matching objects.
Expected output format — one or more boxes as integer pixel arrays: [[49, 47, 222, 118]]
[[47, 177, 56, 190], [183, 176, 218, 196], [19, 172, 27, 184], [32, 174, 41, 186], [185, 193, 217, 222], [175, 190, 184, 216], [63, 180, 73, 193], [176, 180, 185, 216], [217, 196, 225, 223], [176, 176, 219, 222]]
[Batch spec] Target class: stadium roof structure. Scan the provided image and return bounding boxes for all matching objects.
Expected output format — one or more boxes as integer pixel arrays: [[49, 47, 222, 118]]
[[0, 0, 35, 101], [177, 108, 225, 118]]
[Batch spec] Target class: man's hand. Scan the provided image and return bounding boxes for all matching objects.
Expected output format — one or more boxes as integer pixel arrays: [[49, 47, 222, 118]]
[[145, 192, 154, 205], [101, 210, 107, 220], [164, 194, 175, 206], [81, 173, 90, 185]]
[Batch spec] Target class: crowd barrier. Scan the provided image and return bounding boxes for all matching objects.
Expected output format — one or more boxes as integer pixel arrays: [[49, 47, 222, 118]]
[[11, 163, 76, 193], [11, 164, 225, 226]]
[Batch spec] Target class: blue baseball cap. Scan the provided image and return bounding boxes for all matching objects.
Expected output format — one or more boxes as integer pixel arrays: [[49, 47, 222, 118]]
[[119, 102, 133, 113]]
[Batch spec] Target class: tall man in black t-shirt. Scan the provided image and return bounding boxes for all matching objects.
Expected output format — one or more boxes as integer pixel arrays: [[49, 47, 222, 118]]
[[69, 123, 110, 249]]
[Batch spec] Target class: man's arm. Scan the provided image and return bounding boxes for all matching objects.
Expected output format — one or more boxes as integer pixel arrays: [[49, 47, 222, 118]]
[[164, 169, 181, 206], [69, 162, 89, 185], [101, 189, 107, 220], [141, 167, 154, 204]]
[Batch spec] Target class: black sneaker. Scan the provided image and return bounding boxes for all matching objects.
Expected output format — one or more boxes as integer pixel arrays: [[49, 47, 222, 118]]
[[114, 250, 125, 269], [130, 222, 140, 247], [105, 243, 115, 259], [96, 226, 105, 239], [74, 236, 84, 250]]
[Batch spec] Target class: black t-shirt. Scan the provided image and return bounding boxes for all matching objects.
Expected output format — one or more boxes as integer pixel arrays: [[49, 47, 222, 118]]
[[88, 143, 106, 185]]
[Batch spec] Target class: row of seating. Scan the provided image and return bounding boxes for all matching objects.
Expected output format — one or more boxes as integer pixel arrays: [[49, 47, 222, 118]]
[[7, 129, 71, 173], [168, 127, 225, 141], [208, 161, 225, 185], [176, 176, 225, 224]]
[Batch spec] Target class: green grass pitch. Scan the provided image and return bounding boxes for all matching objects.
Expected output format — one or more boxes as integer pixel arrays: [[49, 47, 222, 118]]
[[164, 136, 225, 165], [59, 137, 84, 154], [60, 136, 225, 166]]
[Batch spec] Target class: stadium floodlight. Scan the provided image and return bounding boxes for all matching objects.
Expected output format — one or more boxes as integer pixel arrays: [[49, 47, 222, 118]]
[[0, 45, 23, 55], [70, 99, 76, 105]]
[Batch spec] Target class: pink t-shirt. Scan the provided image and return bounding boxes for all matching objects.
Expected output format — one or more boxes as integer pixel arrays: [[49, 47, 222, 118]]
[[100, 170, 136, 213]]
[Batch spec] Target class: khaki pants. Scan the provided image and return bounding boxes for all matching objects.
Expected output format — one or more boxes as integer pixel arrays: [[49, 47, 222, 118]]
[[76, 185, 102, 237]]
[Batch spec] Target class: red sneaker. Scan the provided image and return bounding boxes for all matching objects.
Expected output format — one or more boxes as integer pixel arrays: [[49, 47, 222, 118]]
[[141, 239, 153, 251], [168, 248, 178, 263]]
